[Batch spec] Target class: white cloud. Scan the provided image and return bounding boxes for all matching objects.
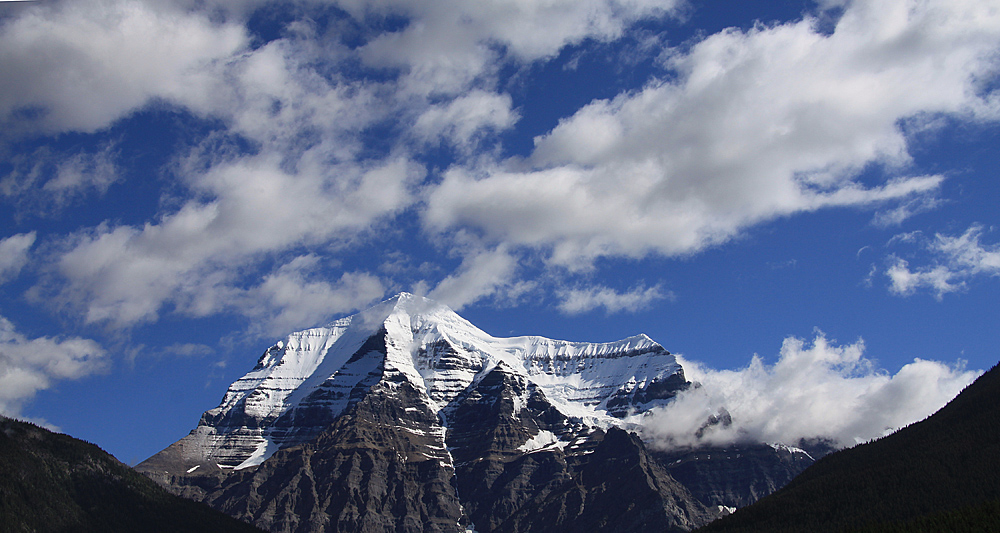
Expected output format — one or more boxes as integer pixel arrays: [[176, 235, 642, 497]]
[[638, 332, 979, 450], [1, 0, 689, 327], [7, 0, 999, 330], [413, 90, 518, 152], [887, 224, 1000, 298], [242, 255, 386, 337], [557, 283, 669, 314], [350, 0, 681, 93], [45, 156, 419, 327], [0, 232, 35, 283], [427, 246, 520, 310], [0, 315, 107, 416], [426, 0, 998, 266], [0, 0, 247, 134], [886, 260, 960, 297]]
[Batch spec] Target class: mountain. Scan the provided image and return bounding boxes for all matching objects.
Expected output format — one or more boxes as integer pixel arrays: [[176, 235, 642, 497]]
[[137, 293, 814, 532], [0, 415, 263, 533], [656, 442, 827, 510], [698, 362, 1000, 532]]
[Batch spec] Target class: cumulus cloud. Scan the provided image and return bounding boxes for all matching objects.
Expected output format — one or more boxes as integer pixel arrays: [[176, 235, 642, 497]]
[[427, 246, 520, 310], [557, 283, 669, 314], [0, 0, 247, 134], [639, 332, 979, 450], [887, 224, 1000, 298], [2, 1, 411, 329], [426, 0, 998, 266], [242, 255, 386, 337], [413, 90, 518, 152], [45, 156, 419, 327], [7, 0, 1000, 331], [8, 0, 684, 327], [0, 315, 107, 416], [0, 232, 35, 283]]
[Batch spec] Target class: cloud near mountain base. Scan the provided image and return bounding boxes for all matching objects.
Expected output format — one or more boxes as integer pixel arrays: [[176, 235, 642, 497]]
[[639, 333, 979, 450]]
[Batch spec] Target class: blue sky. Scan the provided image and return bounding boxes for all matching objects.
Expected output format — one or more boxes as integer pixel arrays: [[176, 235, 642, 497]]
[[0, 0, 998, 463]]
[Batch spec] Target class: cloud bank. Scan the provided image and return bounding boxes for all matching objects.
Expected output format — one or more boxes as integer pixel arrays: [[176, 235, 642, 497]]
[[428, 0, 999, 271], [0, 0, 997, 328], [638, 333, 980, 450]]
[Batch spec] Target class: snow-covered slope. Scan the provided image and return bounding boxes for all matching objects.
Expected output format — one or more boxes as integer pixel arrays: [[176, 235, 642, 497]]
[[145, 293, 687, 471]]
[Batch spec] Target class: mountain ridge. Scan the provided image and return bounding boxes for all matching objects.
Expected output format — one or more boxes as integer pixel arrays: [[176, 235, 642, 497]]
[[140, 292, 688, 475]]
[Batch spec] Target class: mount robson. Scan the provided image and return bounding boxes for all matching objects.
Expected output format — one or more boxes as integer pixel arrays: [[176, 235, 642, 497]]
[[136, 293, 825, 532]]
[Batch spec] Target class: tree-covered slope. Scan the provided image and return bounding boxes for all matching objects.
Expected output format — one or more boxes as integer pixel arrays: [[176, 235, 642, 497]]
[[699, 362, 1000, 532], [0, 415, 263, 533]]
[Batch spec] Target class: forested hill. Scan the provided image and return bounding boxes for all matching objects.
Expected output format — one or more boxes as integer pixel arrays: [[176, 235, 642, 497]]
[[699, 362, 1000, 532], [0, 415, 263, 533]]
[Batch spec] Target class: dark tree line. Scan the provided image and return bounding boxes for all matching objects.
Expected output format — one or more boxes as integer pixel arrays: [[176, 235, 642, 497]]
[[0, 416, 263, 533], [698, 362, 1000, 532]]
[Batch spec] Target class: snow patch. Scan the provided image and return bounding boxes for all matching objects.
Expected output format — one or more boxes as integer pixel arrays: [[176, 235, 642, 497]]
[[767, 442, 813, 460], [517, 430, 566, 453], [235, 438, 278, 470]]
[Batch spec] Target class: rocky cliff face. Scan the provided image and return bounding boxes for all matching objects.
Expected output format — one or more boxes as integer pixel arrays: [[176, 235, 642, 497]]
[[203, 377, 464, 533], [137, 293, 812, 532], [656, 443, 825, 509]]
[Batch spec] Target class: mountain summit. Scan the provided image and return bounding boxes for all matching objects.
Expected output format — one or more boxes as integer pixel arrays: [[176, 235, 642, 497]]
[[138, 293, 803, 532], [142, 293, 687, 474]]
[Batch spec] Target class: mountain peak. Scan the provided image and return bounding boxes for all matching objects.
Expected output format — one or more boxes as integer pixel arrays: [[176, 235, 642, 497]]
[[140, 295, 687, 472], [137, 298, 707, 531], [340, 291, 458, 330]]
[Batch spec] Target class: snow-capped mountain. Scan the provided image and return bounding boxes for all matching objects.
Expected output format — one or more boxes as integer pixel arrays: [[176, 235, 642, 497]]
[[152, 293, 686, 472], [137, 293, 813, 533]]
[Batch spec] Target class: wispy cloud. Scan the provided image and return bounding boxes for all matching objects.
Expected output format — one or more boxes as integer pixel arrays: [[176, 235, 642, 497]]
[[0, 232, 35, 283], [886, 224, 1000, 298], [557, 283, 670, 314], [1, 144, 118, 212], [427, 246, 521, 310]]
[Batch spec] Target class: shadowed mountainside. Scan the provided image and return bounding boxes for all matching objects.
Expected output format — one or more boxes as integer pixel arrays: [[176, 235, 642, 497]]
[[0, 415, 264, 533]]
